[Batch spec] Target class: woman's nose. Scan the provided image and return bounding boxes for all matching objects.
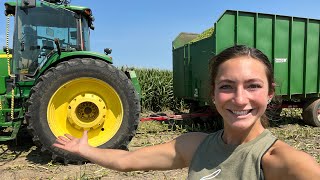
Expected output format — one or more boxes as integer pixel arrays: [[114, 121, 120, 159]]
[[233, 87, 248, 105]]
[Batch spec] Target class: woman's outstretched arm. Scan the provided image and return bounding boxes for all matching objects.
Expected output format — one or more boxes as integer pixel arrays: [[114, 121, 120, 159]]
[[53, 131, 208, 172]]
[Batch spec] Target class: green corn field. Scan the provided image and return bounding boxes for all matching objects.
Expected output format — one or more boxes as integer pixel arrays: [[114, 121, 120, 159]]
[[120, 67, 187, 112]]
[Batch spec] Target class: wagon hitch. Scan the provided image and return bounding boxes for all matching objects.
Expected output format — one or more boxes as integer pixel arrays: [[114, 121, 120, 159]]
[[140, 111, 214, 122]]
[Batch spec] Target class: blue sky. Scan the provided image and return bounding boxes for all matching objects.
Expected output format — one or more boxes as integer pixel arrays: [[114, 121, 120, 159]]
[[1, 0, 320, 70]]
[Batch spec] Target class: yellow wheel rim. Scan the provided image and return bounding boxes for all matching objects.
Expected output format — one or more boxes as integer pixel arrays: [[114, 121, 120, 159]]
[[48, 78, 123, 147]]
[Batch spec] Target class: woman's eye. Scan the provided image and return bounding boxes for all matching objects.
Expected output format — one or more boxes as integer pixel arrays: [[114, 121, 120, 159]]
[[248, 84, 262, 89], [219, 85, 232, 89]]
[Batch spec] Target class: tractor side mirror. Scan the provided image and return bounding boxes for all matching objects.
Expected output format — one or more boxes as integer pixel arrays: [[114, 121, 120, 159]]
[[5, 3, 15, 15], [21, 0, 36, 8]]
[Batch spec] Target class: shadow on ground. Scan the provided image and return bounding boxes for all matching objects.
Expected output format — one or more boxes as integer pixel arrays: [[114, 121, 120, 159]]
[[0, 126, 52, 166]]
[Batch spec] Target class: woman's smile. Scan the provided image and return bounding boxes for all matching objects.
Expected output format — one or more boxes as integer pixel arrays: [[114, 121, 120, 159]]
[[227, 109, 253, 116]]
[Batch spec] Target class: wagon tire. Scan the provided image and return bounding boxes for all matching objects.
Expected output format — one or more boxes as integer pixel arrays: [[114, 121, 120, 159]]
[[26, 58, 140, 162], [302, 98, 320, 127]]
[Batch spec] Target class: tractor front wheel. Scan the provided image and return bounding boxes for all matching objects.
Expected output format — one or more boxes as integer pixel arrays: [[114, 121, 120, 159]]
[[26, 58, 140, 162]]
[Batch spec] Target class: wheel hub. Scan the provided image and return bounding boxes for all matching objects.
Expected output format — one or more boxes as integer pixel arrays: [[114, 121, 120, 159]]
[[68, 93, 107, 130], [76, 102, 99, 122]]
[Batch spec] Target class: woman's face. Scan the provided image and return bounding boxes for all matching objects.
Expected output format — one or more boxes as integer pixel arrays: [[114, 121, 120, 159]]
[[214, 56, 273, 129]]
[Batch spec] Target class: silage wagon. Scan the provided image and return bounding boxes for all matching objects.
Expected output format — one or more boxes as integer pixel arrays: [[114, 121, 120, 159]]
[[173, 10, 320, 127]]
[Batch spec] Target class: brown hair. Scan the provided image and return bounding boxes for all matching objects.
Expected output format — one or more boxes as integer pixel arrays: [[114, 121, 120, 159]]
[[210, 45, 275, 127]]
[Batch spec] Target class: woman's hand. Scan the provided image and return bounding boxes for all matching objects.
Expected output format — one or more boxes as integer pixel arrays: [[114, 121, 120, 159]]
[[53, 130, 89, 155]]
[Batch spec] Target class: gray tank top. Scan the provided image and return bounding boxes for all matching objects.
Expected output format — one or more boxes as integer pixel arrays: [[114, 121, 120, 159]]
[[188, 129, 277, 180]]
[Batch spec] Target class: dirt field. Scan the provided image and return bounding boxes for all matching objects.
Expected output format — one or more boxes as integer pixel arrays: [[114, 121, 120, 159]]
[[0, 116, 319, 180]]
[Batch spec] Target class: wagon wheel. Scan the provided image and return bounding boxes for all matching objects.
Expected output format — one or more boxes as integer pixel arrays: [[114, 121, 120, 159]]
[[26, 58, 140, 162], [303, 98, 320, 127]]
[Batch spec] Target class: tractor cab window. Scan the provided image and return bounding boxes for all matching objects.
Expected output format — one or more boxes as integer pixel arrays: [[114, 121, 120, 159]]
[[12, 1, 90, 76]]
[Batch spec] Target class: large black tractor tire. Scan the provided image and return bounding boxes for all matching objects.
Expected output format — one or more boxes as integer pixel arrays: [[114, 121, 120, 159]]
[[302, 98, 320, 127], [26, 58, 141, 162]]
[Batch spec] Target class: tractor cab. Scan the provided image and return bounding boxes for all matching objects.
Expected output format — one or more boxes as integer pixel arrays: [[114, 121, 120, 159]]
[[5, 0, 94, 77]]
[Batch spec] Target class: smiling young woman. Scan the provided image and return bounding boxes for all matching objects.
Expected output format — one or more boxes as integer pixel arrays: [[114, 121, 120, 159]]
[[214, 57, 271, 133], [53, 45, 320, 180], [211, 46, 275, 144]]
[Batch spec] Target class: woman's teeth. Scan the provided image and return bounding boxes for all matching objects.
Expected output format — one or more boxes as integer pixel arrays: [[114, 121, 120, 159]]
[[231, 110, 251, 115]]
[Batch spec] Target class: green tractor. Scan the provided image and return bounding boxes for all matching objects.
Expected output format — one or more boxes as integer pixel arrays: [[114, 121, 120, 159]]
[[1, 0, 141, 162]]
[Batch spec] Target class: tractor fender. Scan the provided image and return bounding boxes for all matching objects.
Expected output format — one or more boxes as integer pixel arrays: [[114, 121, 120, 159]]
[[36, 51, 112, 79], [124, 70, 142, 99], [35, 52, 142, 98]]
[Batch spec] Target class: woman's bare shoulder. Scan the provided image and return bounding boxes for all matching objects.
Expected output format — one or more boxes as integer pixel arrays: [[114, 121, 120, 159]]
[[177, 132, 209, 141], [262, 140, 320, 179], [264, 140, 316, 162], [175, 132, 209, 151], [174, 132, 209, 166]]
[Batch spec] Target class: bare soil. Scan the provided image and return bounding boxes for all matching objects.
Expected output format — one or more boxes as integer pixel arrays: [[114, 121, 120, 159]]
[[0, 117, 319, 180]]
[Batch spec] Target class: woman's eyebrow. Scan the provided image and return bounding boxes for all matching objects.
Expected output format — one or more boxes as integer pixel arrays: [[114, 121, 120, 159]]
[[216, 79, 235, 85], [245, 78, 264, 83], [216, 78, 264, 85]]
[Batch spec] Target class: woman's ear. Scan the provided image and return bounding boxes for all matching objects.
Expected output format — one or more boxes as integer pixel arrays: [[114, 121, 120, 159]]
[[211, 97, 215, 104], [268, 93, 274, 101], [268, 82, 276, 98]]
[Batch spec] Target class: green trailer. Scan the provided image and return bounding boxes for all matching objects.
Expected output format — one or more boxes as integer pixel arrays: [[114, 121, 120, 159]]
[[173, 10, 320, 127], [0, 0, 141, 162]]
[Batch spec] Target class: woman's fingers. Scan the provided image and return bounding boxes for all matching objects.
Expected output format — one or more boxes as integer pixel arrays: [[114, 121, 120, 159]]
[[52, 143, 64, 149], [54, 134, 76, 146], [65, 134, 75, 140], [55, 137, 68, 145], [52, 138, 68, 149], [83, 130, 88, 137], [58, 135, 71, 142]]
